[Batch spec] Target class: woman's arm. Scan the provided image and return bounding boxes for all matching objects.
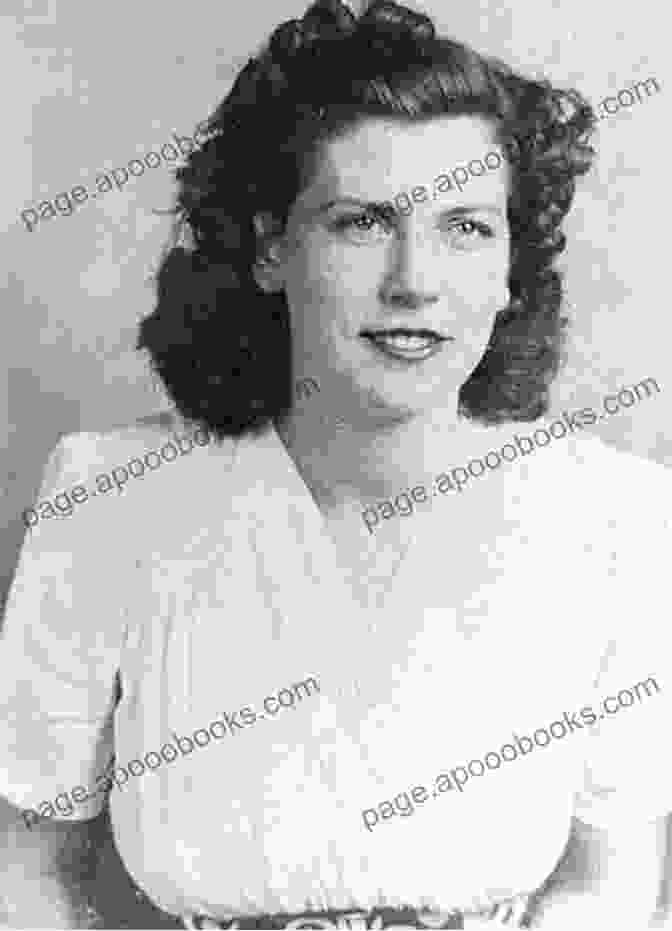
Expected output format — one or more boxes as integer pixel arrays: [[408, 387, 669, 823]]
[[0, 795, 100, 929], [532, 815, 667, 928]]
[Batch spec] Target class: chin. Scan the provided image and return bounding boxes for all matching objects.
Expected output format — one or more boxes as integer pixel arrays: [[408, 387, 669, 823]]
[[358, 378, 462, 424]]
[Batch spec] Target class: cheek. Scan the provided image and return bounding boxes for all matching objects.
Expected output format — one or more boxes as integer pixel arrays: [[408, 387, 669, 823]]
[[446, 245, 509, 295], [287, 243, 373, 338], [460, 319, 498, 360], [284, 247, 334, 333], [442, 252, 509, 324]]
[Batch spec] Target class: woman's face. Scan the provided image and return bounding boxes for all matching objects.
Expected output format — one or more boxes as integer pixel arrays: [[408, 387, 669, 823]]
[[258, 114, 511, 424]]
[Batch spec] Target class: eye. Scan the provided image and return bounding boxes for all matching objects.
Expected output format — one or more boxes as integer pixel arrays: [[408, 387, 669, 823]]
[[445, 219, 496, 249], [331, 210, 394, 243], [457, 219, 492, 236]]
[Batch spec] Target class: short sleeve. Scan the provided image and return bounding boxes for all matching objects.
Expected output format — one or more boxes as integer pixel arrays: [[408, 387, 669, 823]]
[[0, 433, 129, 821], [573, 453, 672, 828]]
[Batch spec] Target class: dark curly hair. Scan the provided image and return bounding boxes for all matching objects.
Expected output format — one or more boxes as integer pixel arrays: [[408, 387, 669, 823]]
[[137, 0, 597, 440]]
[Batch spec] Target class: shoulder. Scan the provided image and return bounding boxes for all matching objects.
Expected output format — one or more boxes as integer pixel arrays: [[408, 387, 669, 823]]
[[535, 428, 671, 584], [520, 424, 671, 531], [45, 410, 237, 486], [26, 411, 239, 547], [546, 429, 670, 652], [50, 410, 231, 472], [501, 422, 669, 627], [560, 430, 670, 537]]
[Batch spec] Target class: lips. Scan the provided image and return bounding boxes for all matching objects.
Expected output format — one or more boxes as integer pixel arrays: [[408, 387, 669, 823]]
[[360, 328, 449, 362]]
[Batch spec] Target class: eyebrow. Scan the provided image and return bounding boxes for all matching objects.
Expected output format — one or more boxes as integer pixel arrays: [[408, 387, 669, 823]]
[[318, 198, 505, 219]]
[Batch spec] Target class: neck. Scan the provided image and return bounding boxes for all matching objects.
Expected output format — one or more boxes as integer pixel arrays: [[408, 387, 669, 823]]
[[275, 392, 492, 514]]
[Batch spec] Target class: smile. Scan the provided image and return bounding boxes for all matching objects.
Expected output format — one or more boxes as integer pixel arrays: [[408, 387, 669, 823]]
[[361, 328, 449, 362]]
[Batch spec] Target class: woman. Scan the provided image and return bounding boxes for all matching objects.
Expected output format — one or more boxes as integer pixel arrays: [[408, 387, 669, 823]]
[[1, 0, 671, 928]]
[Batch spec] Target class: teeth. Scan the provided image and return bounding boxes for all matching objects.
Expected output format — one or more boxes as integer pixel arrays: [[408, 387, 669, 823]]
[[369, 332, 438, 350]]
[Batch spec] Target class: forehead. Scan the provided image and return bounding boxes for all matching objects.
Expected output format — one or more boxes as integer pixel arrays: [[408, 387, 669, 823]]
[[299, 114, 508, 207]]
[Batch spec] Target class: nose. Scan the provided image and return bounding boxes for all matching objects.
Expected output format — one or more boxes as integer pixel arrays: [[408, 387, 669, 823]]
[[379, 227, 441, 311]]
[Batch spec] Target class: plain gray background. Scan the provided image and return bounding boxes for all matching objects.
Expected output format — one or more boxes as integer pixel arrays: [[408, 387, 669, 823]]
[[1, 0, 670, 607], [1, 1, 671, 922]]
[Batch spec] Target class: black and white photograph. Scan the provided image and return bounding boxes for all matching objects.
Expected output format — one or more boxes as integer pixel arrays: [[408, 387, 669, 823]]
[[1, 0, 671, 927]]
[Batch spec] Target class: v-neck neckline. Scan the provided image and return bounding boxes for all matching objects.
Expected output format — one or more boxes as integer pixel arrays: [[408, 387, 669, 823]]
[[271, 423, 430, 613], [232, 424, 444, 708], [235, 424, 432, 637]]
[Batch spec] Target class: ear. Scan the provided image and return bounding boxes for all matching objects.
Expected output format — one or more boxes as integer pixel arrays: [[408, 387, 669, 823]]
[[252, 211, 286, 293]]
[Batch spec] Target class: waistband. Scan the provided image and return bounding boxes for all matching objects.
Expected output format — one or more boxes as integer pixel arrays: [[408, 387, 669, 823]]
[[181, 897, 535, 928]]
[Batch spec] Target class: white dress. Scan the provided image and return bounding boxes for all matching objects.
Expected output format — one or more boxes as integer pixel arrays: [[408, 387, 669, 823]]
[[1, 411, 670, 927]]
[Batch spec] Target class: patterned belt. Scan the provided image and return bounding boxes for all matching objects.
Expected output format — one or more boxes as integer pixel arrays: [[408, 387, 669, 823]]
[[181, 896, 535, 929]]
